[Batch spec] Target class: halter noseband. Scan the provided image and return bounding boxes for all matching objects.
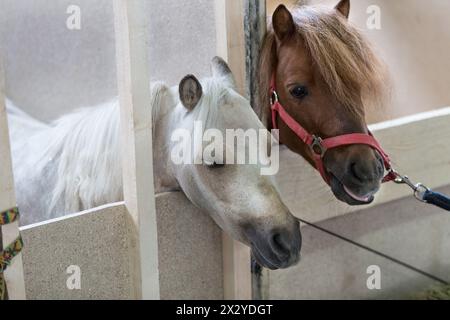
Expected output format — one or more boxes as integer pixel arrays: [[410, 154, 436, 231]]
[[269, 75, 396, 184]]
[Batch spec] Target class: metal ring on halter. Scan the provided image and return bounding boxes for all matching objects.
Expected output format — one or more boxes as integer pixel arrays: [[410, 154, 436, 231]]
[[270, 91, 279, 105], [310, 135, 327, 157]]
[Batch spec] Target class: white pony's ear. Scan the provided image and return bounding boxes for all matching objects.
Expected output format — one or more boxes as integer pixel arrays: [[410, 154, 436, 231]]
[[179, 75, 203, 111], [211, 56, 236, 89]]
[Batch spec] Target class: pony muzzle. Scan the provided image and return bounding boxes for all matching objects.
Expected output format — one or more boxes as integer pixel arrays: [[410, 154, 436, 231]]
[[245, 221, 302, 270]]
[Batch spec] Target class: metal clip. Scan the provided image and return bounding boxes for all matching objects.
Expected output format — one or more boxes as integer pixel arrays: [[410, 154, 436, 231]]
[[391, 169, 429, 203]]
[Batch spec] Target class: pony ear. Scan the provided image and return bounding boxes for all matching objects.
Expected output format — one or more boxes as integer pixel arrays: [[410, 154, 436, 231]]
[[211, 56, 236, 88], [335, 0, 350, 19], [179, 75, 203, 111], [272, 5, 296, 42]]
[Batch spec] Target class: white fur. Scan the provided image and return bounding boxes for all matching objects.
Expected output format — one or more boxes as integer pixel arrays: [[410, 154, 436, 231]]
[[8, 99, 123, 224], [7, 72, 293, 250]]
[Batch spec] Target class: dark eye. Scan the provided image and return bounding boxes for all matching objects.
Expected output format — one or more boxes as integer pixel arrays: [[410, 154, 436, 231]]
[[207, 161, 225, 169], [290, 86, 309, 99]]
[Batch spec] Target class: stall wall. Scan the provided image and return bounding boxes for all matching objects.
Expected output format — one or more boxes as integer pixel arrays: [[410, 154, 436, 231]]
[[21, 192, 223, 299]]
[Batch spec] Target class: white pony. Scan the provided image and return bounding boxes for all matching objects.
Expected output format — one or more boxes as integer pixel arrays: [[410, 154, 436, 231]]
[[7, 57, 301, 270]]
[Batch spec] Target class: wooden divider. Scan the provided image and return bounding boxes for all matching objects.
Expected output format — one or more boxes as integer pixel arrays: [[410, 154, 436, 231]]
[[0, 57, 26, 299], [215, 0, 253, 300], [113, 0, 159, 299], [215, 0, 268, 300], [244, 0, 267, 110]]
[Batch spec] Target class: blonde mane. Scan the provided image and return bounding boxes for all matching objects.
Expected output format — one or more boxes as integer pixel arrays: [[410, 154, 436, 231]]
[[257, 4, 389, 125]]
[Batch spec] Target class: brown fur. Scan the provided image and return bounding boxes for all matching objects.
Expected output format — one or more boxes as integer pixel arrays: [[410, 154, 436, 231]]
[[257, 4, 389, 128]]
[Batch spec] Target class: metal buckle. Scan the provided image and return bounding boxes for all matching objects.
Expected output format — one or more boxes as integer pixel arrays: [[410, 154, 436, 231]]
[[270, 90, 279, 105], [310, 135, 327, 157]]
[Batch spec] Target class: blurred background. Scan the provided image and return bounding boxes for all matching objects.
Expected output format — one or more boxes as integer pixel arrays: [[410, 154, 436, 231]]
[[0, 0, 216, 121], [1, 0, 449, 123]]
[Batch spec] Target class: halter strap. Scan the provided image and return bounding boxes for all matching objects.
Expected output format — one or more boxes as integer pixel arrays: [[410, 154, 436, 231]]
[[269, 74, 395, 184]]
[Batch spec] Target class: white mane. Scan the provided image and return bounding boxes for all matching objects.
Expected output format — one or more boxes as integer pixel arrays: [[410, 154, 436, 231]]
[[7, 83, 168, 224], [7, 77, 235, 224], [49, 100, 122, 214]]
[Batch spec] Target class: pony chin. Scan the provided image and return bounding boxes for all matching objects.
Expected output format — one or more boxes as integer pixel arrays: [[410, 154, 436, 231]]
[[329, 174, 375, 205]]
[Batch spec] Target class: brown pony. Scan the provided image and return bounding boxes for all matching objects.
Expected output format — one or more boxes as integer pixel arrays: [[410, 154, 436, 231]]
[[257, 0, 389, 205]]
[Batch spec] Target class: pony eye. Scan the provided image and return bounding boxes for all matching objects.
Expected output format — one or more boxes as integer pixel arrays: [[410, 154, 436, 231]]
[[290, 86, 309, 99], [207, 161, 225, 169]]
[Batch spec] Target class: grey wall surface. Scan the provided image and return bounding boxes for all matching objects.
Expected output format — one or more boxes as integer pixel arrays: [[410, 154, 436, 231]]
[[0, 0, 216, 122], [156, 192, 223, 300], [268, 185, 450, 299], [21, 192, 223, 300], [21, 204, 134, 299]]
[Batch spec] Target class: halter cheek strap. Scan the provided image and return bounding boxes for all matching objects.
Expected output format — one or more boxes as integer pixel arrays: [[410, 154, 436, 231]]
[[269, 75, 396, 184]]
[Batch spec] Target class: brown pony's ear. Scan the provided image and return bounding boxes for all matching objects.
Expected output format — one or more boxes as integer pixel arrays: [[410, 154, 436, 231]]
[[272, 5, 296, 42], [335, 0, 350, 19], [179, 75, 202, 111]]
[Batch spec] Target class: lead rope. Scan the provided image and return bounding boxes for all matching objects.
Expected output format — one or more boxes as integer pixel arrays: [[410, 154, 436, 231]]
[[0, 207, 24, 300], [390, 169, 450, 211], [296, 217, 449, 285]]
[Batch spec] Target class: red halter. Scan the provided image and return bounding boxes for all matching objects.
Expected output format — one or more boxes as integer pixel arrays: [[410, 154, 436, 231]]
[[270, 75, 396, 184]]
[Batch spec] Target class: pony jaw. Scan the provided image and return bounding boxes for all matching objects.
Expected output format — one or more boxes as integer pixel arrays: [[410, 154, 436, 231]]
[[328, 173, 376, 205], [343, 185, 374, 203]]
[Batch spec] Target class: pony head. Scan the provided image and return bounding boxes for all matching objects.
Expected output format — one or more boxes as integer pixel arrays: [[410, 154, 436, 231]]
[[167, 57, 301, 269], [258, 1, 390, 205]]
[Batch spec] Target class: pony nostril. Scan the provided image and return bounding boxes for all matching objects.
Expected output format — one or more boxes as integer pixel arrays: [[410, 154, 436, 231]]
[[270, 232, 291, 259], [350, 160, 381, 183], [350, 162, 364, 182]]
